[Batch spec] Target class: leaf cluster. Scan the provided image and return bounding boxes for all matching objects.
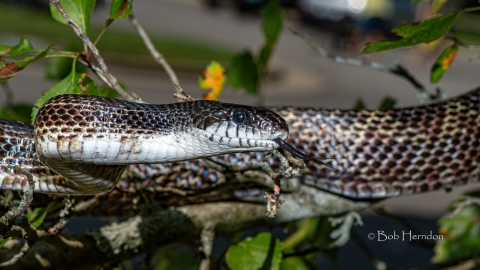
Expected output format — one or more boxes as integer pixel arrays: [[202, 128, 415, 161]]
[[229, 0, 283, 98]]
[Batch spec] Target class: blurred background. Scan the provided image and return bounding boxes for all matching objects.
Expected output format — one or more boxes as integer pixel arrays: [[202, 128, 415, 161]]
[[1, 0, 480, 268]]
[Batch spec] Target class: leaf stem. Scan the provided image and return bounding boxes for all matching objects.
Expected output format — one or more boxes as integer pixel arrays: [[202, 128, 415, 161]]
[[49, 0, 137, 102], [94, 20, 114, 46]]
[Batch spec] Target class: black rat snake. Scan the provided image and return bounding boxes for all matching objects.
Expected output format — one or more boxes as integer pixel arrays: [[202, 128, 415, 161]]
[[1, 88, 480, 202]]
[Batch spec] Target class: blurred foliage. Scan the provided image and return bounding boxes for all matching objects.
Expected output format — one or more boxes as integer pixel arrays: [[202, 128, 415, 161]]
[[0, 101, 33, 123], [0, 3, 234, 70], [26, 201, 63, 228], [362, 11, 461, 54], [430, 41, 458, 83], [49, 0, 95, 34], [229, 0, 282, 99], [364, 3, 480, 86], [226, 232, 283, 270], [108, 0, 132, 21], [150, 245, 201, 270], [0, 38, 54, 83], [433, 195, 480, 263], [46, 43, 86, 80], [410, 0, 449, 14], [229, 51, 259, 95], [353, 96, 397, 110]]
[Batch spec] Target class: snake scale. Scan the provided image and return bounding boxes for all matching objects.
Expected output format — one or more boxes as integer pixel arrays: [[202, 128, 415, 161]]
[[1, 87, 480, 202], [1, 94, 288, 195]]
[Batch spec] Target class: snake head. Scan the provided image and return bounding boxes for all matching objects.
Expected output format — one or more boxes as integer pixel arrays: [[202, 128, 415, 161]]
[[193, 101, 289, 152]]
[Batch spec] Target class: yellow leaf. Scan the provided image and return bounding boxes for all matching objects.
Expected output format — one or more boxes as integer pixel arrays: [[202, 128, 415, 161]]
[[441, 49, 457, 70], [198, 61, 226, 101]]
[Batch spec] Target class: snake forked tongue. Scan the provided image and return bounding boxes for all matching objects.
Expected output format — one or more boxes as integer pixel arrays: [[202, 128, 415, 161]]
[[273, 138, 331, 168]]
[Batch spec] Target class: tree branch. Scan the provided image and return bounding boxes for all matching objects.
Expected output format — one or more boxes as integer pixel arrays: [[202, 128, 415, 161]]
[[128, 13, 183, 101], [49, 0, 137, 102], [287, 28, 443, 101], [0, 185, 370, 268], [0, 166, 34, 236]]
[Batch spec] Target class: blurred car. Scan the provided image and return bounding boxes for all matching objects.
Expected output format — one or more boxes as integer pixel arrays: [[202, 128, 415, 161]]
[[204, 0, 296, 12], [297, 0, 369, 24]]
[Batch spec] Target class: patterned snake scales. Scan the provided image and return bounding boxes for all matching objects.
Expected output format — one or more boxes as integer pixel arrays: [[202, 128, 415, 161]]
[[1, 87, 480, 200]]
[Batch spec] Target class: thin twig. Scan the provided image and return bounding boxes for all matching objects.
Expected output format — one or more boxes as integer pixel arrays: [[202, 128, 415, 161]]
[[0, 241, 30, 268], [205, 150, 304, 218], [47, 197, 74, 235], [446, 36, 480, 50], [153, 186, 189, 196], [173, 84, 196, 101], [49, 0, 136, 102], [287, 28, 442, 101], [199, 222, 216, 270], [447, 197, 480, 218], [0, 166, 34, 232], [73, 197, 99, 213], [351, 230, 387, 270], [328, 211, 363, 248], [128, 13, 183, 101]]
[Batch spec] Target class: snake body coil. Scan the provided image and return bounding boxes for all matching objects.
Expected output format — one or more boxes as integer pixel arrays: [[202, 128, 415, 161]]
[[1, 88, 480, 199], [2, 95, 288, 194]]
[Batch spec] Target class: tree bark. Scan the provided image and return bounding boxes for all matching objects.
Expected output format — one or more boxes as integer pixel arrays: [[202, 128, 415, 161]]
[[0, 185, 369, 269]]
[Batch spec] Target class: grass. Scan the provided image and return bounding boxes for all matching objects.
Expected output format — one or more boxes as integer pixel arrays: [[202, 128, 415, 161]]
[[0, 4, 235, 71]]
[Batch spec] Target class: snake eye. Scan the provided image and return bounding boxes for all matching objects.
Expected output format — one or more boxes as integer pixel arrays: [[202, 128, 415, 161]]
[[233, 111, 246, 125]]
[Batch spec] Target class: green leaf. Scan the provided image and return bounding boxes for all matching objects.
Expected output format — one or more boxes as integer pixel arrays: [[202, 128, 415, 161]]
[[430, 42, 458, 83], [46, 57, 74, 80], [6, 104, 33, 123], [109, 0, 132, 20], [258, 0, 283, 73], [99, 86, 119, 99], [282, 218, 320, 250], [49, 0, 96, 34], [0, 239, 9, 249], [26, 202, 62, 228], [0, 37, 36, 57], [363, 11, 461, 53], [98, 81, 127, 99], [262, 0, 283, 44], [45, 43, 85, 80], [151, 245, 201, 270], [378, 96, 397, 109], [433, 0, 448, 14], [433, 202, 480, 263], [229, 51, 259, 95], [0, 45, 54, 82], [280, 257, 310, 270], [32, 70, 100, 123], [353, 98, 367, 110], [226, 232, 282, 270]]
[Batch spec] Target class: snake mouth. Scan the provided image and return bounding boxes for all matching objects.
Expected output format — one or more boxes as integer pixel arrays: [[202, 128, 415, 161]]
[[273, 138, 331, 167]]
